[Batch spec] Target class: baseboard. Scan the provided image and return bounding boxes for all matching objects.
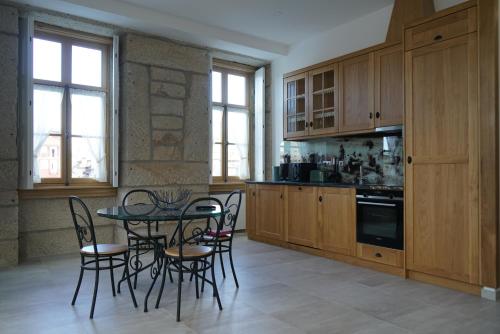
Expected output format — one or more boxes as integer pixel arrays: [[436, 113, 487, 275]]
[[481, 287, 500, 301]]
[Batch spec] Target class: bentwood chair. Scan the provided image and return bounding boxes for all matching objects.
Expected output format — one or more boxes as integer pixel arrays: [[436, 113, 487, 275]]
[[122, 189, 167, 289], [197, 190, 242, 287], [155, 197, 225, 322], [69, 196, 137, 319]]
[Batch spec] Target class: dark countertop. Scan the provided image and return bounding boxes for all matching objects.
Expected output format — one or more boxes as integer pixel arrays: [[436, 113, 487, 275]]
[[245, 180, 403, 191]]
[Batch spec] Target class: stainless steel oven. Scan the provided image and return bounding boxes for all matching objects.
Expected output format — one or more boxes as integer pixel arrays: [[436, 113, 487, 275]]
[[356, 189, 404, 250]]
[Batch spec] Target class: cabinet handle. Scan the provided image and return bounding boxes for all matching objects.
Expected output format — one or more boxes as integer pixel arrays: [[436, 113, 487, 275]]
[[309, 121, 313, 128], [298, 187, 302, 190], [369, 112, 373, 119], [305, 122, 309, 128], [434, 34, 443, 41], [319, 196, 323, 202], [407, 156, 412, 164], [375, 253, 382, 258], [280, 193, 283, 199], [253, 192, 256, 197], [375, 112, 380, 119]]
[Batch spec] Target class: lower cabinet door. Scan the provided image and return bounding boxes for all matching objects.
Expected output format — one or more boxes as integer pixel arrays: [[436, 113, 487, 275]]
[[285, 186, 318, 248], [318, 187, 356, 256], [255, 185, 284, 241]]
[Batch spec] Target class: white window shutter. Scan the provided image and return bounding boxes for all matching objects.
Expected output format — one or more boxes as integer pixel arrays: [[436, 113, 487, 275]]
[[111, 35, 119, 187], [18, 15, 34, 189], [254, 67, 265, 181]]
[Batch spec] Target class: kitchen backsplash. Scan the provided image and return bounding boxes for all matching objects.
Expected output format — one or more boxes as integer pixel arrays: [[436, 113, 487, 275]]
[[280, 135, 403, 186]]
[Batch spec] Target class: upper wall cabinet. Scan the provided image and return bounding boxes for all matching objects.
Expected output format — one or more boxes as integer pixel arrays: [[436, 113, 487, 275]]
[[374, 44, 403, 127], [283, 73, 308, 139], [339, 53, 375, 132], [308, 64, 339, 135]]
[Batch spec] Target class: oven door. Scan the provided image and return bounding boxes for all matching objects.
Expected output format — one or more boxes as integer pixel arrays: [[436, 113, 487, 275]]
[[356, 197, 404, 250]]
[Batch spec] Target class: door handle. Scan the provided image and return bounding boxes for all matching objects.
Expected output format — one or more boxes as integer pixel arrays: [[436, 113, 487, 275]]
[[369, 112, 373, 119], [319, 196, 323, 202], [407, 156, 412, 164], [357, 201, 396, 207], [375, 253, 382, 258]]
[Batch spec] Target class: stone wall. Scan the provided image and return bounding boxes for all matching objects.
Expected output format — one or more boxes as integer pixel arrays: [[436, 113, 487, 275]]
[[116, 33, 210, 241], [0, 4, 19, 266]]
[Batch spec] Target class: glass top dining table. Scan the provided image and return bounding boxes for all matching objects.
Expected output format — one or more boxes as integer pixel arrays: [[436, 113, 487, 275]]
[[97, 203, 228, 312]]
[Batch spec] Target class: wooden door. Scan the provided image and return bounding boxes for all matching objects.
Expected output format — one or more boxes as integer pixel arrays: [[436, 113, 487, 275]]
[[285, 186, 318, 248], [255, 184, 284, 241], [245, 184, 256, 237], [405, 34, 479, 284], [308, 64, 339, 135], [374, 44, 403, 127], [283, 73, 308, 139], [318, 187, 356, 256], [339, 53, 374, 132]]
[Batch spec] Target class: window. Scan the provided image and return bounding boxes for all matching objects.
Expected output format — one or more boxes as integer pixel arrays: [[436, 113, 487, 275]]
[[32, 26, 111, 185], [211, 66, 250, 183]]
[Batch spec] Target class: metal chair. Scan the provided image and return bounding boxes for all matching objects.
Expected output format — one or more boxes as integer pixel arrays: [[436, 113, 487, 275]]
[[122, 189, 168, 289], [155, 197, 225, 322], [69, 196, 137, 319], [197, 190, 242, 287]]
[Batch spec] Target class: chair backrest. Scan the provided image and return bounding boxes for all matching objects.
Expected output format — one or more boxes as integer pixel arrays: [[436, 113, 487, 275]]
[[224, 190, 242, 237], [172, 197, 225, 259], [122, 189, 157, 207], [69, 196, 97, 253]]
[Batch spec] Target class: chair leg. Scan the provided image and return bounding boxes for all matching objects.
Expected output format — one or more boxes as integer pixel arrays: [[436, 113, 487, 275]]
[[218, 245, 226, 278], [71, 267, 84, 305], [228, 248, 239, 288], [109, 258, 116, 297], [124, 253, 138, 308], [155, 257, 168, 309], [176, 261, 183, 322], [201, 264, 206, 293], [134, 239, 139, 289], [210, 255, 223, 311], [90, 259, 99, 319], [194, 261, 199, 299]]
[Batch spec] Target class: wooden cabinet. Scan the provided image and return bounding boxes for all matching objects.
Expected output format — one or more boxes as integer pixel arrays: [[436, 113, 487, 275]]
[[405, 21, 479, 284], [374, 44, 403, 127], [285, 185, 318, 248], [308, 64, 339, 135], [317, 187, 356, 256], [339, 53, 375, 132], [255, 184, 284, 241], [283, 73, 308, 139], [245, 184, 256, 235]]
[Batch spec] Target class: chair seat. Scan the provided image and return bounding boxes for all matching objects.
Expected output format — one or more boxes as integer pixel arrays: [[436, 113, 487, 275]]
[[80, 244, 128, 256], [200, 234, 231, 242], [128, 231, 166, 240], [165, 245, 212, 259]]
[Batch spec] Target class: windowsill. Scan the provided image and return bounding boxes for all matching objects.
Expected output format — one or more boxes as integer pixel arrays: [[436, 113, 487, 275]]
[[209, 182, 246, 194], [18, 185, 117, 200]]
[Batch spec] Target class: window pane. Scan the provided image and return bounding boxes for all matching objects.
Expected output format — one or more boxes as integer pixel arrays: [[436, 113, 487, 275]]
[[70, 90, 107, 181], [212, 71, 222, 103], [33, 38, 62, 82], [37, 135, 62, 178], [72, 45, 102, 87], [212, 143, 222, 177], [227, 109, 249, 179], [33, 85, 64, 181], [228, 74, 246, 105], [212, 107, 223, 143]]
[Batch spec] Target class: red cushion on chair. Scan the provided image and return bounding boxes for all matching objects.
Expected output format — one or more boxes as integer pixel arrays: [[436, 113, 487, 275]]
[[206, 230, 231, 237]]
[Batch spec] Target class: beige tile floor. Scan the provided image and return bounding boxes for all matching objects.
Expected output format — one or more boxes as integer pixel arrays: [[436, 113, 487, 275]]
[[1, 235, 499, 334]]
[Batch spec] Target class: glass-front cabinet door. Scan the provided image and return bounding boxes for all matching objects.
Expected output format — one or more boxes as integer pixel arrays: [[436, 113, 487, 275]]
[[308, 64, 338, 135], [283, 73, 308, 139]]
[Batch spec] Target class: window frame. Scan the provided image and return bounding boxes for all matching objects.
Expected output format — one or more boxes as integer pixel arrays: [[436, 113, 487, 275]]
[[33, 24, 112, 187], [211, 65, 252, 183]]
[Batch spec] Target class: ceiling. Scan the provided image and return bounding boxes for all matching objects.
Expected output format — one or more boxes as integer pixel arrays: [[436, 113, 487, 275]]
[[11, 0, 394, 61]]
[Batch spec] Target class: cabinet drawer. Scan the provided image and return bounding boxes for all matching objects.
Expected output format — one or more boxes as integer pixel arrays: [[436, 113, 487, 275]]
[[357, 243, 403, 267], [405, 7, 476, 50]]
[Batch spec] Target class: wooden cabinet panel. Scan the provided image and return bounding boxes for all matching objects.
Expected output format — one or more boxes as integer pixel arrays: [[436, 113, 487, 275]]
[[405, 7, 476, 50], [285, 186, 318, 248], [308, 64, 339, 135], [357, 243, 404, 268], [405, 33, 479, 284], [339, 53, 374, 132], [245, 184, 256, 236], [255, 185, 284, 241], [283, 73, 308, 139], [374, 45, 403, 127], [317, 187, 356, 256]]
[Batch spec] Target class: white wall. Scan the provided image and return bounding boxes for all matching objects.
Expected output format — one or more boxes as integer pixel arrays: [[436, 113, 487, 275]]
[[211, 193, 246, 231], [270, 0, 467, 166]]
